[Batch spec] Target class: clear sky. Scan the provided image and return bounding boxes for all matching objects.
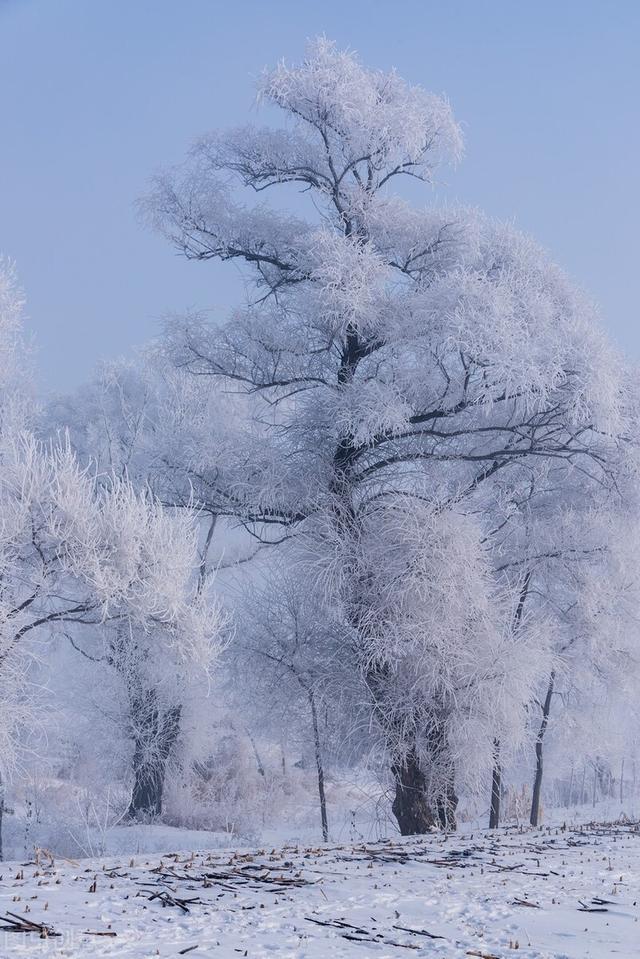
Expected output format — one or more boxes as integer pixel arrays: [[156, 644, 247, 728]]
[[1, 0, 638, 391]]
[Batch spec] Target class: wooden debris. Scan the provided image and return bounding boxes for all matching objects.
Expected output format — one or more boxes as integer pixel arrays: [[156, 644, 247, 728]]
[[0, 911, 60, 938], [393, 923, 445, 939], [147, 888, 202, 913], [577, 899, 608, 912], [304, 916, 419, 949]]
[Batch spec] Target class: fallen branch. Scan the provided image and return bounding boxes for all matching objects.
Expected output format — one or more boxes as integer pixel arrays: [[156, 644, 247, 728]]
[[147, 889, 202, 913], [393, 924, 445, 939], [578, 900, 608, 913], [0, 911, 60, 938]]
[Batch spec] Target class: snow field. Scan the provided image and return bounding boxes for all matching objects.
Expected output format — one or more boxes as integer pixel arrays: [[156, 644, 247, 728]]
[[1, 820, 638, 957]]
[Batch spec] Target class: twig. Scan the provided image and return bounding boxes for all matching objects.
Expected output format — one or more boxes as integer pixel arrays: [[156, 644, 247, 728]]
[[512, 897, 541, 908], [393, 924, 445, 939]]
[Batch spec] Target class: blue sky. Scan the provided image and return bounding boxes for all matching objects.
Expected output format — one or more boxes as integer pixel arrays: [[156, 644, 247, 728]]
[[1, 0, 638, 390]]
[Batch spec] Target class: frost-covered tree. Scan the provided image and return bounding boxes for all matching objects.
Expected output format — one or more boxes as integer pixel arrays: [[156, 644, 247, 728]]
[[481, 435, 640, 827], [45, 354, 249, 552], [233, 565, 363, 840], [0, 431, 227, 837], [343, 497, 545, 830], [0, 262, 227, 850], [44, 356, 251, 817], [143, 39, 629, 833]]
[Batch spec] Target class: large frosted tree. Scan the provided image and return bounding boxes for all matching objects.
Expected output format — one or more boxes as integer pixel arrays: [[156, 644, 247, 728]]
[[143, 39, 629, 833]]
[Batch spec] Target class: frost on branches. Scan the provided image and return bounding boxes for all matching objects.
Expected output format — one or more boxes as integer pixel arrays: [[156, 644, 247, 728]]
[[0, 260, 227, 856], [141, 39, 637, 834]]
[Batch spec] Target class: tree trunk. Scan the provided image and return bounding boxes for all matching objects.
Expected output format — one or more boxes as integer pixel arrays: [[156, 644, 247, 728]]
[[391, 714, 458, 835], [490, 572, 530, 829], [567, 763, 575, 808], [197, 513, 217, 596], [431, 716, 458, 831], [308, 689, 329, 841], [245, 728, 265, 777], [530, 671, 555, 827], [392, 746, 438, 835], [436, 779, 458, 831], [127, 692, 181, 821], [489, 739, 502, 828]]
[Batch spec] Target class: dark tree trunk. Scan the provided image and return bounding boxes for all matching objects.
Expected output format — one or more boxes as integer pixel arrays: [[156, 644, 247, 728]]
[[392, 746, 438, 835], [489, 739, 502, 829], [530, 671, 555, 827], [308, 689, 329, 841], [127, 692, 181, 821], [390, 714, 458, 835]]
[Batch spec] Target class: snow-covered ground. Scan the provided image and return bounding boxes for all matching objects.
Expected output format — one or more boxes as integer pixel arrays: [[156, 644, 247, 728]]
[[1, 819, 639, 958]]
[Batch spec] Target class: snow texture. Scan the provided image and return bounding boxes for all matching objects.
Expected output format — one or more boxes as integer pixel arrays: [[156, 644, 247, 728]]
[[1, 819, 638, 957]]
